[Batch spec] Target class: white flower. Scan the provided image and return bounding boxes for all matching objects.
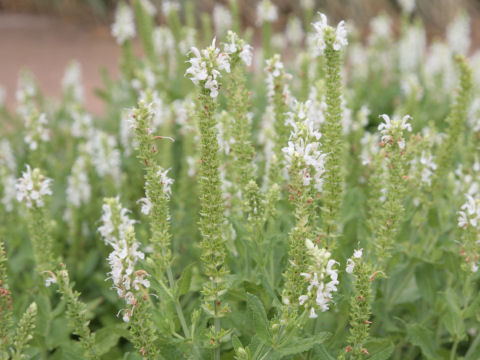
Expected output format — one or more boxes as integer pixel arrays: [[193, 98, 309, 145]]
[[397, 0, 415, 14], [312, 13, 348, 55], [447, 12, 471, 55], [399, 25, 426, 74], [368, 15, 392, 44], [138, 196, 152, 215], [62, 61, 83, 103], [256, 0, 278, 25], [1, 175, 16, 212], [45, 275, 57, 287], [240, 45, 254, 67], [353, 248, 363, 258], [66, 154, 91, 208], [162, 1, 180, 15], [213, 4, 232, 36], [105, 224, 149, 323], [378, 114, 412, 147], [157, 168, 173, 197], [0, 139, 16, 172], [346, 258, 355, 274], [153, 27, 175, 57], [111, 3, 135, 45], [458, 194, 480, 228], [298, 294, 308, 305], [186, 156, 197, 177], [185, 38, 231, 98], [283, 101, 326, 191], [223, 31, 254, 67], [139, 0, 156, 15], [286, 17, 304, 45], [419, 152, 437, 186], [15, 165, 52, 208], [98, 197, 136, 247], [86, 131, 121, 183], [24, 112, 50, 151], [70, 108, 93, 139], [298, 239, 339, 316]]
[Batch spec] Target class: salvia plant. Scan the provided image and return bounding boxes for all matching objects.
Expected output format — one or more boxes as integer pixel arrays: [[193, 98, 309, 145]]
[[2, 0, 480, 359]]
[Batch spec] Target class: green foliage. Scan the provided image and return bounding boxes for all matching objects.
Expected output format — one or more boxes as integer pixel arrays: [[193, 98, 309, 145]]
[[2, 3, 480, 360]]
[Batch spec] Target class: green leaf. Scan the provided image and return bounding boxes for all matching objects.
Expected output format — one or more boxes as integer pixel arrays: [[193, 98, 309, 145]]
[[246, 293, 270, 343], [415, 263, 436, 305], [232, 335, 243, 353], [312, 344, 335, 360], [277, 332, 330, 356], [94, 324, 128, 356], [406, 323, 439, 359], [366, 338, 395, 360], [176, 263, 194, 296], [442, 288, 465, 339]]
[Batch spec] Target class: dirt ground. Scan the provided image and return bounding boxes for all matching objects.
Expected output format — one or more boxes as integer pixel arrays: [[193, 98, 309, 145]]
[[0, 13, 120, 116]]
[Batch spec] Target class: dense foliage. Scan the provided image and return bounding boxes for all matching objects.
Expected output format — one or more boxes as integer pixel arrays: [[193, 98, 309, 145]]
[[1, 0, 480, 359]]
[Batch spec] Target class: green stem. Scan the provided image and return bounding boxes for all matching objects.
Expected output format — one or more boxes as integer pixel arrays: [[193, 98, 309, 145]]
[[450, 338, 459, 360], [166, 266, 190, 338], [214, 303, 221, 360]]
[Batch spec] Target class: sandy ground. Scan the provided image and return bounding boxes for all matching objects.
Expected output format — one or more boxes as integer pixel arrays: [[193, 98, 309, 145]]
[[0, 14, 120, 116]]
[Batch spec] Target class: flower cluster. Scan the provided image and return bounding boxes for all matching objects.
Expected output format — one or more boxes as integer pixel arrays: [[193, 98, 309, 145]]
[[15, 165, 52, 208], [99, 198, 150, 322], [378, 114, 412, 149], [86, 131, 121, 183], [185, 38, 231, 98], [213, 4, 232, 36], [298, 239, 339, 317], [398, 0, 416, 14], [111, 3, 136, 45], [70, 108, 93, 139], [283, 101, 326, 192], [66, 154, 91, 208], [62, 61, 83, 104], [137, 167, 174, 215], [223, 31, 254, 67], [24, 112, 50, 151], [312, 12, 348, 55], [447, 12, 471, 56], [457, 194, 480, 272], [419, 152, 437, 186], [106, 226, 150, 322], [458, 194, 480, 229], [346, 249, 363, 274], [98, 197, 136, 247], [162, 0, 179, 15], [264, 54, 292, 99], [256, 0, 278, 25], [0, 140, 17, 212]]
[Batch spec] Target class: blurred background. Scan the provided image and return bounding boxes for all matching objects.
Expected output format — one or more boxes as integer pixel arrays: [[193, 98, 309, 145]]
[[1, 0, 479, 114]]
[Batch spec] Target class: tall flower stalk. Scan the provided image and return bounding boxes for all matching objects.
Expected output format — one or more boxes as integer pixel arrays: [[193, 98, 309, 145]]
[[47, 264, 98, 359], [15, 165, 55, 274], [264, 54, 292, 186], [281, 101, 326, 308], [223, 31, 255, 201], [185, 38, 231, 360], [312, 13, 348, 249], [434, 55, 473, 188], [340, 249, 375, 359], [99, 198, 158, 358], [129, 96, 191, 340], [375, 114, 412, 260]]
